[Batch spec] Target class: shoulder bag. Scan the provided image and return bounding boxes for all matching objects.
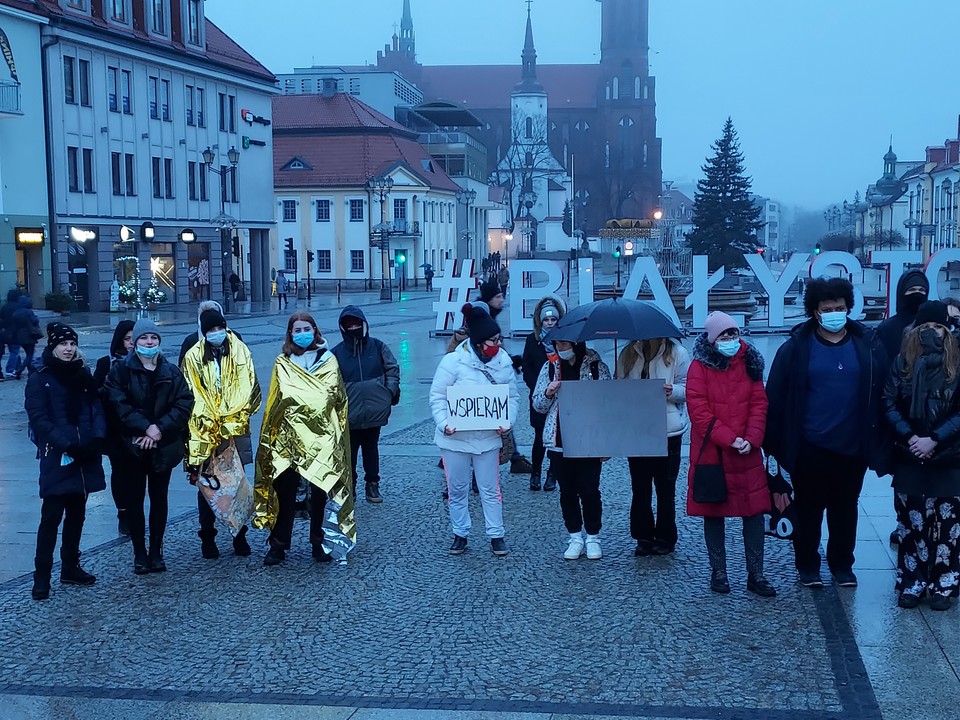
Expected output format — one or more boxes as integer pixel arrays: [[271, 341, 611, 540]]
[[692, 418, 727, 503]]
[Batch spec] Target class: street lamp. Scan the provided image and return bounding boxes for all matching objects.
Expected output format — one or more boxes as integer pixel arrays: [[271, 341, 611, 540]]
[[519, 189, 537, 255], [457, 187, 478, 260], [202, 146, 240, 311], [368, 175, 395, 301]]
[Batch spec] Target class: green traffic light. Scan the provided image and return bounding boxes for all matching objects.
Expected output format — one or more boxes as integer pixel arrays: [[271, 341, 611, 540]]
[[613, 246, 621, 259], [397, 254, 406, 264]]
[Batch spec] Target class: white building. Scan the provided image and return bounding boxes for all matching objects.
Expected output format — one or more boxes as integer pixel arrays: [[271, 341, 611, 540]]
[[277, 66, 422, 120], [39, 0, 276, 311], [0, 1, 49, 304], [752, 195, 782, 254]]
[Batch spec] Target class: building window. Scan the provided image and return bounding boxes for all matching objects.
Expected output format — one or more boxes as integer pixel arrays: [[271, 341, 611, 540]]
[[316, 199, 331, 222], [288, 160, 304, 170], [612, 76, 620, 100], [188, 161, 197, 200], [63, 57, 76, 104], [151, 0, 166, 34], [78, 60, 90, 106], [199, 163, 207, 201], [164, 158, 173, 198], [111, 0, 126, 22], [229, 94, 236, 132], [160, 79, 170, 121], [111, 152, 122, 195], [185, 84, 194, 125], [393, 198, 407, 220], [107, 67, 118, 112], [525, 151, 533, 167], [219, 93, 236, 132], [124, 153, 135, 196], [81, 148, 94, 193], [349, 199, 364, 222], [66, 0, 86, 8], [350, 250, 364, 272], [196, 88, 205, 127], [282, 200, 297, 222], [317, 250, 331, 272], [67, 147, 79, 192], [148, 76, 158, 118], [187, 0, 202, 45], [349, 77, 360, 95], [229, 167, 238, 203], [152, 156, 161, 197], [525, 116, 533, 139], [121, 70, 131, 113]]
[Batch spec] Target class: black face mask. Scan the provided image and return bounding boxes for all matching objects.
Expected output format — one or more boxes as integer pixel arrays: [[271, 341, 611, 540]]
[[343, 326, 364, 340], [903, 293, 927, 315]]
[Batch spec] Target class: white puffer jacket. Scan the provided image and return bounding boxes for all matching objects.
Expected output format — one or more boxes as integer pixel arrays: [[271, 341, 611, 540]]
[[429, 341, 520, 455], [616, 338, 691, 437]]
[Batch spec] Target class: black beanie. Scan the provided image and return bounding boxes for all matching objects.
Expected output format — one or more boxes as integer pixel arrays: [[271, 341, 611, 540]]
[[915, 301, 949, 328], [479, 278, 502, 303], [47, 322, 78, 347], [199, 309, 227, 335], [466, 305, 501, 346]]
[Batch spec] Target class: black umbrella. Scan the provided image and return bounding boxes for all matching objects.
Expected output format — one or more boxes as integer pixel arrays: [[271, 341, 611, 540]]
[[546, 297, 681, 343], [419, 263, 433, 269]]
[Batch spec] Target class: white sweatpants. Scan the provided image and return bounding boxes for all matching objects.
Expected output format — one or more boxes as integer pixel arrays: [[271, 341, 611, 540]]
[[442, 448, 504, 539]]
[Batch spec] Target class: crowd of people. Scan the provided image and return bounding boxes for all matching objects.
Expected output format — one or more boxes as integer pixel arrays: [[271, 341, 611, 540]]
[[18, 269, 960, 611]]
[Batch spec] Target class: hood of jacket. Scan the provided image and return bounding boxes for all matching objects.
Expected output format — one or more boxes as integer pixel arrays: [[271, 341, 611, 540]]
[[6, 289, 20, 303], [109, 320, 136, 358], [339, 305, 369, 340], [532, 296, 565, 336], [895, 270, 930, 314], [693, 333, 764, 381], [18, 294, 31, 308]]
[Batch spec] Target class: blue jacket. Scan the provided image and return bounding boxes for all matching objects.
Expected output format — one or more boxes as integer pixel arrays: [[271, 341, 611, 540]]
[[24, 352, 107, 498]]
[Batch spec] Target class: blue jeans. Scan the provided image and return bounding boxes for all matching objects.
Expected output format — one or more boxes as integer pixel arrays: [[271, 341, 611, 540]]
[[4, 344, 21, 374], [6, 344, 34, 376]]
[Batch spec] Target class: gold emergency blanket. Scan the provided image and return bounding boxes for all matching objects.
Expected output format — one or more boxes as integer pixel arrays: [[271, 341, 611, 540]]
[[253, 353, 356, 555], [181, 331, 262, 467]]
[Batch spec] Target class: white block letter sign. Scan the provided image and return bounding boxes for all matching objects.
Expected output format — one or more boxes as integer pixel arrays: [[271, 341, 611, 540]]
[[445, 384, 511, 432]]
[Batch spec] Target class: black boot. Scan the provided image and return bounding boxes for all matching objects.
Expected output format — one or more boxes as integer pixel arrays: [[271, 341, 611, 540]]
[[529, 472, 542, 491], [117, 511, 130, 537], [60, 563, 96, 586], [365, 482, 383, 504], [32, 571, 51, 601], [149, 539, 166, 573], [200, 536, 219, 559], [263, 547, 285, 566], [542, 470, 558, 492], [232, 526, 251, 557], [312, 545, 333, 563], [133, 549, 150, 575]]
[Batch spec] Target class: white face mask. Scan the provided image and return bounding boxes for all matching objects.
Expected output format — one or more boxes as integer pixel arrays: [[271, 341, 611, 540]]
[[205, 330, 227, 347], [557, 348, 575, 361]]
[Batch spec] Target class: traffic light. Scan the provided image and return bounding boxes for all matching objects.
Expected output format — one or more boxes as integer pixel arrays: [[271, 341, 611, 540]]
[[814, 242, 822, 255], [613, 246, 621, 259], [307, 250, 315, 264], [397, 252, 406, 265], [757, 246, 765, 255], [232, 236, 241, 258], [284, 237, 294, 252], [242, 136, 251, 150]]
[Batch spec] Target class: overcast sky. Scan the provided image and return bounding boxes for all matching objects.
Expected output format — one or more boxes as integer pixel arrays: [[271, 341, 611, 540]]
[[207, 0, 960, 210]]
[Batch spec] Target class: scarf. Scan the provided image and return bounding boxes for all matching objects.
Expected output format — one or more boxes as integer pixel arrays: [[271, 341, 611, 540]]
[[909, 329, 947, 421]]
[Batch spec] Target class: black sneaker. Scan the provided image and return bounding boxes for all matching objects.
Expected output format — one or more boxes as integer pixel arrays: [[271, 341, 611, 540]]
[[133, 551, 150, 575], [710, 570, 731, 594], [491, 537, 509, 556], [798, 571, 824, 588], [365, 482, 383, 504], [148, 546, 166, 573], [930, 594, 952, 611], [31, 573, 50, 601], [529, 473, 542, 491], [634, 540, 654, 557], [263, 547, 286, 566], [747, 574, 777, 598], [60, 564, 96, 586], [201, 537, 220, 560], [312, 546, 333, 563], [651, 541, 675, 556], [832, 570, 858, 588], [510, 456, 533, 474], [898, 592, 920, 609], [449, 535, 468, 556], [542, 471, 557, 492]]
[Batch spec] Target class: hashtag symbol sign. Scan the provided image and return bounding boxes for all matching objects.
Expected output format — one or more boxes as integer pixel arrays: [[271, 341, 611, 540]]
[[433, 259, 477, 331]]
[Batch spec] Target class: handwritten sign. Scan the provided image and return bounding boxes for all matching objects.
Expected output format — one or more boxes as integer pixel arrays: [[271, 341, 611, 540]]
[[446, 384, 511, 431]]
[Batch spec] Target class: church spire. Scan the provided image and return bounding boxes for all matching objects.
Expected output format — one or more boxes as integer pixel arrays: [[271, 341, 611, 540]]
[[521, 1, 537, 82], [399, 0, 415, 59]]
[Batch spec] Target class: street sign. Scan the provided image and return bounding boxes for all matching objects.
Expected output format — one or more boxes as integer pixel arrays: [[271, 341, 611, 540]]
[[921, 224, 937, 235]]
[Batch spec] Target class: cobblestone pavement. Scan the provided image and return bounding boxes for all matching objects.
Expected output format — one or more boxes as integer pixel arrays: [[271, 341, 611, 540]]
[[0, 291, 950, 719]]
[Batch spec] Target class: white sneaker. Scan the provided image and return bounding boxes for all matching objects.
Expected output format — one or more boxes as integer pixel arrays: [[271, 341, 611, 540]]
[[563, 535, 585, 560], [585, 535, 602, 560]]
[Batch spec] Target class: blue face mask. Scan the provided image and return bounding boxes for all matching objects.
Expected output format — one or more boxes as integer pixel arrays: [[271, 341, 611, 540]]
[[819, 311, 847, 333], [293, 332, 315, 349], [205, 330, 227, 347], [716, 339, 740, 358], [136, 344, 160, 359]]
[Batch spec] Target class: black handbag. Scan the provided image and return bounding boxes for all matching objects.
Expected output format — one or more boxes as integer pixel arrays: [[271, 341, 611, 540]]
[[693, 418, 728, 504]]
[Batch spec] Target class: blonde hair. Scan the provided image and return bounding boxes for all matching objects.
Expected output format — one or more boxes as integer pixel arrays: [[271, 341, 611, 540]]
[[616, 338, 674, 378], [901, 323, 959, 384]]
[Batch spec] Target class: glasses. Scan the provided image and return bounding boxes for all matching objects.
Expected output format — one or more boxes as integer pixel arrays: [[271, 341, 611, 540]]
[[483, 337, 502, 346], [717, 330, 740, 340]]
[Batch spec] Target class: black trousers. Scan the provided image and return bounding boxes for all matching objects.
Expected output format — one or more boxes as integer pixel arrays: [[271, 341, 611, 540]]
[[277, 292, 287, 309], [35, 493, 86, 573], [350, 427, 382, 486], [268, 468, 326, 550], [198, 490, 217, 537], [791, 443, 866, 574], [628, 434, 682, 547], [551, 452, 603, 535], [126, 466, 172, 553], [530, 411, 548, 476]]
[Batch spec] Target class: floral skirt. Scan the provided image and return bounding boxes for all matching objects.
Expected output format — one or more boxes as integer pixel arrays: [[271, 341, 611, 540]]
[[896, 493, 960, 598]]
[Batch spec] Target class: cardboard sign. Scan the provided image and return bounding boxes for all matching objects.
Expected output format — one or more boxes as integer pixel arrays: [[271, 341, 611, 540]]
[[557, 379, 668, 458], [446, 384, 511, 431]]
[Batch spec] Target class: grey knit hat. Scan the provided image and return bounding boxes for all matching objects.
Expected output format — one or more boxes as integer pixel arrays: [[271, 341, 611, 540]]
[[131, 317, 161, 345]]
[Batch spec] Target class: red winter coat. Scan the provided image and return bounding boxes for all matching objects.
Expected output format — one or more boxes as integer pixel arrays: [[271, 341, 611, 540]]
[[686, 336, 769, 518]]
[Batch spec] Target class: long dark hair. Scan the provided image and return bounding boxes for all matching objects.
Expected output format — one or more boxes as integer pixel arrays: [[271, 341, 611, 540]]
[[282, 312, 323, 356]]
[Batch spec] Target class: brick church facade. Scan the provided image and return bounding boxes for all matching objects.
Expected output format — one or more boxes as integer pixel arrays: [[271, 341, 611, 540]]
[[375, 0, 662, 235]]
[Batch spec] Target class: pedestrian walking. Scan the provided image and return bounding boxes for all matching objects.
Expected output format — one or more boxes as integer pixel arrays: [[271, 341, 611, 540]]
[[11, 294, 41, 378], [1, 287, 22, 378], [24, 323, 106, 601], [617, 336, 691, 556], [276, 270, 289, 311], [104, 319, 194, 575], [765, 278, 887, 589], [424, 266, 435, 292], [254, 313, 352, 565], [532, 339, 611, 560], [521, 297, 564, 491], [686, 312, 775, 597], [883, 301, 960, 610], [430, 305, 519, 557], [94, 319, 136, 536], [331, 306, 400, 504], [479, 277, 505, 319], [181, 308, 261, 560]]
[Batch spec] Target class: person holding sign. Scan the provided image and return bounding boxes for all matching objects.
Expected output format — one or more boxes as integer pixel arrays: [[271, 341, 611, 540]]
[[617, 337, 691, 556], [429, 305, 519, 557], [532, 340, 611, 560], [686, 312, 774, 597]]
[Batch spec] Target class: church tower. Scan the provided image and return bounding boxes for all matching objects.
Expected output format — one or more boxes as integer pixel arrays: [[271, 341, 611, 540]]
[[399, 0, 415, 60]]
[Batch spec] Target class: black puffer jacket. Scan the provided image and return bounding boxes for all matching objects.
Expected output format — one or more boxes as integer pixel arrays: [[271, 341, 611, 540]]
[[521, 297, 565, 429], [0, 288, 20, 344], [104, 352, 194, 473], [24, 351, 107, 498], [11, 295, 41, 347]]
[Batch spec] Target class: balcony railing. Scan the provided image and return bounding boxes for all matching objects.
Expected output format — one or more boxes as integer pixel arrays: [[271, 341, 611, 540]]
[[0, 81, 22, 116]]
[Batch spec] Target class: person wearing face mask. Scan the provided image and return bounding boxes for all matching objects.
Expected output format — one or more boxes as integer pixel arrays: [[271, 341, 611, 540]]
[[178, 301, 244, 368], [617, 336, 691, 556], [24, 323, 107, 601], [104, 319, 194, 575], [883, 302, 960, 610], [532, 339, 611, 560], [181, 309, 261, 561], [430, 305, 519, 557], [765, 278, 887, 590], [254, 313, 354, 565], [687, 312, 774, 597], [94, 320, 135, 536], [521, 297, 565, 491], [331, 306, 400, 504]]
